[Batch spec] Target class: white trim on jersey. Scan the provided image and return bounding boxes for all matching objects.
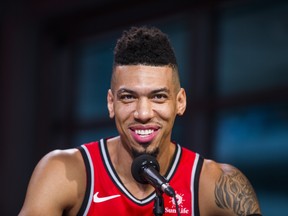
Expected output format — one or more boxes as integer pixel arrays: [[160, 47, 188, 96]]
[[81, 145, 95, 216], [190, 153, 200, 216]]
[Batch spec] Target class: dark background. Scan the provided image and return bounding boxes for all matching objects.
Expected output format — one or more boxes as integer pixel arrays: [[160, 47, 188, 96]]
[[1, 0, 288, 215]]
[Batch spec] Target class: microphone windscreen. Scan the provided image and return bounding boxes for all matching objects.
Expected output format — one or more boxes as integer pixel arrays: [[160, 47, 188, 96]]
[[131, 154, 160, 184]]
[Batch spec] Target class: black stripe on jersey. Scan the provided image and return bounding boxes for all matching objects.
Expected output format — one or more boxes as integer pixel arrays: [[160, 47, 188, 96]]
[[165, 143, 182, 181], [77, 146, 93, 216], [193, 155, 204, 216]]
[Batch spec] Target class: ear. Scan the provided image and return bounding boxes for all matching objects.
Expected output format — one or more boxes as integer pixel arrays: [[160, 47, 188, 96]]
[[176, 88, 186, 116], [107, 89, 115, 118]]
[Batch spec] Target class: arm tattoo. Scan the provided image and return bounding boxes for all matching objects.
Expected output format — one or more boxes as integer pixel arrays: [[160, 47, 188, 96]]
[[214, 166, 260, 215]]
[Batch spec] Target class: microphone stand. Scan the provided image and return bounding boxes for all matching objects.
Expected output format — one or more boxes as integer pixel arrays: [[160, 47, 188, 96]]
[[153, 190, 164, 216]]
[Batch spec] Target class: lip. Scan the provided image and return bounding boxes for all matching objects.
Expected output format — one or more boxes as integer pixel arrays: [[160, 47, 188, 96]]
[[129, 125, 160, 144]]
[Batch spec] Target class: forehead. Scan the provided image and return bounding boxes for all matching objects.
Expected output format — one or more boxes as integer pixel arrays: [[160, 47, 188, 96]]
[[113, 65, 174, 91]]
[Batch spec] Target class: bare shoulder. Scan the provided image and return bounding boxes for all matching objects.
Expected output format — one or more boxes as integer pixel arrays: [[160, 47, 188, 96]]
[[19, 148, 86, 216], [199, 159, 261, 216]]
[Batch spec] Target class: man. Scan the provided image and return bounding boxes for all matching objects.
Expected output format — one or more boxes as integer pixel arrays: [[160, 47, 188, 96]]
[[19, 26, 262, 216]]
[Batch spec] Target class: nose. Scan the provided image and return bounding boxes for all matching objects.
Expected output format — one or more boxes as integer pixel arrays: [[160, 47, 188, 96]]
[[134, 97, 153, 122]]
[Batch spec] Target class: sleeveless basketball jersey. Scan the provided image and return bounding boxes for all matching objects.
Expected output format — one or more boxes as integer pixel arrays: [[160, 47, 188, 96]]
[[77, 138, 203, 216]]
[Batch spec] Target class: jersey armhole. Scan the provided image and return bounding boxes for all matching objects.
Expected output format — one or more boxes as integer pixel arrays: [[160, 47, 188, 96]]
[[76, 146, 93, 216], [193, 155, 204, 216]]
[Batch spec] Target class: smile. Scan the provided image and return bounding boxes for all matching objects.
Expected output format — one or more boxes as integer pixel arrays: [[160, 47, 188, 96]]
[[130, 126, 159, 143], [135, 129, 154, 137]]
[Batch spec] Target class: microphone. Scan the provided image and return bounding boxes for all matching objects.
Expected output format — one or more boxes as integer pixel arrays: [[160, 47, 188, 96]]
[[131, 154, 175, 197]]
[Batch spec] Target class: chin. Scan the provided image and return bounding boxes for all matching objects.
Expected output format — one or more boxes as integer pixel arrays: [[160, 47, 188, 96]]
[[131, 147, 159, 159]]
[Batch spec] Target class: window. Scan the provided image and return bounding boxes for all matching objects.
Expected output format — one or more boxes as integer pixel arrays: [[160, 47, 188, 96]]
[[215, 2, 288, 214]]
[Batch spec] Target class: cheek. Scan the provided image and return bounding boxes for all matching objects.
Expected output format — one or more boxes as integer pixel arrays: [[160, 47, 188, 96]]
[[154, 104, 177, 121], [114, 103, 135, 120]]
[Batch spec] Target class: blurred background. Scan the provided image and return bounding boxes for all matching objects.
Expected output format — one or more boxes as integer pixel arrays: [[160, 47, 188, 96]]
[[1, 0, 288, 215]]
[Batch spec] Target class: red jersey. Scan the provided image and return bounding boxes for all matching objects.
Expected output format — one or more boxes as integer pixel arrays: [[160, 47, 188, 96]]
[[77, 138, 203, 216]]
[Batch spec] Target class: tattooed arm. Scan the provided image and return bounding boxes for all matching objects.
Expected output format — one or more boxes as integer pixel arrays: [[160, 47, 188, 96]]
[[199, 160, 262, 216], [214, 164, 261, 215]]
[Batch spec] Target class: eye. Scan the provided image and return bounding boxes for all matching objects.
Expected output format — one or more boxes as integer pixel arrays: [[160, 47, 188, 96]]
[[152, 94, 168, 102], [119, 94, 136, 103]]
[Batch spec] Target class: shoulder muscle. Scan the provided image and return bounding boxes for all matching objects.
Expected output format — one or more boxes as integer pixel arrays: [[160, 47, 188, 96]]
[[199, 160, 261, 216], [19, 148, 86, 216], [214, 163, 261, 215]]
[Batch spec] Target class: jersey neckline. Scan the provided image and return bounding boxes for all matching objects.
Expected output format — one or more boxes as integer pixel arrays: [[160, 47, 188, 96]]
[[99, 138, 182, 205]]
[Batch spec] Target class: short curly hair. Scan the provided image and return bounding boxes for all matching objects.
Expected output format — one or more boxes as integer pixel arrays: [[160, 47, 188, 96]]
[[111, 26, 180, 91], [113, 26, 177, 67]]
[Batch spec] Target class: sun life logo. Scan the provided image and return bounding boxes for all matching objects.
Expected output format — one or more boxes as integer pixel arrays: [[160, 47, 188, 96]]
[[165, 191, 189, 214], [170, 192, 185, 208]]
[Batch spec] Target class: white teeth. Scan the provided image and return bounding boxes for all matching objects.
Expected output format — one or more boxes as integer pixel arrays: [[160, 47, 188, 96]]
[[135, 129, 154, 136]]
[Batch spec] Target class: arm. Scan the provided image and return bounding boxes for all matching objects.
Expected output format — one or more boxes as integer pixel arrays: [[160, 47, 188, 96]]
[[18, 149, 86, 216], [214, 164, 261, 215], [199, 160, 262, 216]]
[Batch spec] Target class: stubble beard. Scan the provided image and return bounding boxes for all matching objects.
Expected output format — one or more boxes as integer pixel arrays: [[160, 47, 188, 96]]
[[131, 147, 159, 159]]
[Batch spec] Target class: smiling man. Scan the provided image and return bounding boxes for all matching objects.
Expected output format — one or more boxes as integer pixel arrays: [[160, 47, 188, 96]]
[[19, 26, 262, 216]]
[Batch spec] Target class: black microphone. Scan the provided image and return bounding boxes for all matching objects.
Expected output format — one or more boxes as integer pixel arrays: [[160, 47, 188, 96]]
[[131, 154, 175, 197]]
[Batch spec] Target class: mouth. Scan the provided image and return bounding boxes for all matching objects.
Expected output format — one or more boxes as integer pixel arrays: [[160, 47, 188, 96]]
[[130, 126, 159, 144], [134, 129, 154, 137]]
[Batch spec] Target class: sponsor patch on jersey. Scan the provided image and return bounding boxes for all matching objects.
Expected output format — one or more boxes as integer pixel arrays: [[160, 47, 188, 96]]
[[165, 191, 189, 214]]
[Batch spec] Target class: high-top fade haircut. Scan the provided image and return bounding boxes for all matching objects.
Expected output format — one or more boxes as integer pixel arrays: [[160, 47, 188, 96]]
[[111, 26, 181, 91]]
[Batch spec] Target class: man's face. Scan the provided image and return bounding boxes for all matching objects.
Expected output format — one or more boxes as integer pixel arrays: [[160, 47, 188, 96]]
[[107, 65, 186, 157]]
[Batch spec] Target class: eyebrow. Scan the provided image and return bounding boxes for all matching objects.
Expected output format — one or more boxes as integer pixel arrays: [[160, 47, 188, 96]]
[[116, 88, 134, 95], [116, 87, 170, 96], [150, 87, 170, 94]]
